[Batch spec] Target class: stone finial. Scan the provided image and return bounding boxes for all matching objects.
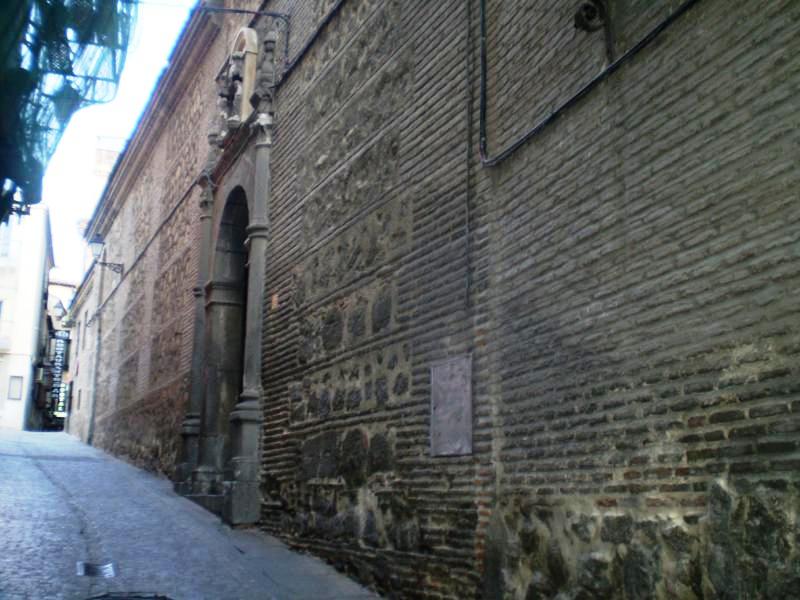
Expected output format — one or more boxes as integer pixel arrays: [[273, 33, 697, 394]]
[[250, 111, 273, 146], [250, 31, 278, 113], [210, 75, 231, 146], [226, 54, 244, 130]]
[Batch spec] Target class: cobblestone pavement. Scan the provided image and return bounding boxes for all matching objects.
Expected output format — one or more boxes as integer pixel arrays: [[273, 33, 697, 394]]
[[0, 430, 380, 600]]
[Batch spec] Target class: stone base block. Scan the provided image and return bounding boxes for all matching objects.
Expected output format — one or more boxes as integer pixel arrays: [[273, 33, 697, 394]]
[[186, 493, 224, 515], [222, 479, 260, 525], [192, 465, 223, 495], [173, 461, 194, 495]]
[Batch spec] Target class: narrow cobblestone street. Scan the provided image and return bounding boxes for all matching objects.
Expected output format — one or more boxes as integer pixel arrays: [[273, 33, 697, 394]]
[[0, 430, 379, 600]]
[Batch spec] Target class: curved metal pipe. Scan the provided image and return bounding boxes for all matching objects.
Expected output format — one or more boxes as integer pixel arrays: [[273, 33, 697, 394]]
[[479, 0, 703, 167]]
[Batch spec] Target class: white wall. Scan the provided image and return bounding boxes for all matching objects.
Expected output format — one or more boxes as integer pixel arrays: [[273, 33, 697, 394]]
[[0, 207, 50, 429]]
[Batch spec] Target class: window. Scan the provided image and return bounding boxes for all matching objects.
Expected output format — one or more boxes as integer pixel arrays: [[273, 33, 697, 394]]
[[77, 390, 81, 411], [82, 311, 88, 349], [0, 221, 11, 257], [8, 376, 23, 400]]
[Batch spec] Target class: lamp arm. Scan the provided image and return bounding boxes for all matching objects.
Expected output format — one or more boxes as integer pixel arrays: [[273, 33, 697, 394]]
[[96, 260, 124, 274]]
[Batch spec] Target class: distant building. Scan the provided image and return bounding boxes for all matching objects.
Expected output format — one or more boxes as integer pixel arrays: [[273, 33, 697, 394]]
[[64, 265, 99, 442], [0, 207, 54, 430], [93, 140, 123, 179], [48, 280, 76, 322]]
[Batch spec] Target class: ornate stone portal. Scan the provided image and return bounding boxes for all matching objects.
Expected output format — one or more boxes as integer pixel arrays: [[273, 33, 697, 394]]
[[177, 26, 277, 525]]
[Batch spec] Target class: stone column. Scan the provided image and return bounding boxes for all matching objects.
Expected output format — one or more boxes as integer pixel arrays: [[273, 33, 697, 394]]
[[190, 94, 227, 504], [175, 184, 214, 494], [195, 278, 245, 498], [223, 31, 277, 525], [223, 112, 272, 524]]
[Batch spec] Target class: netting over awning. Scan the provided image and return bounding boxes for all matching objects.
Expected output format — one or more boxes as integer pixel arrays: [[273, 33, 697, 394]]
[[1, 0, 137, 222]]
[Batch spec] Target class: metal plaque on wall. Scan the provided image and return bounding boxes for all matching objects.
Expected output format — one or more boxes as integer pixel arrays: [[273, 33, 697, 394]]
[[430, 355, 472, 456]]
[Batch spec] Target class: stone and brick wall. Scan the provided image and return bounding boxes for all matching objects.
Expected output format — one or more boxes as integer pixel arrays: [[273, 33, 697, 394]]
[[85, 14, 236, 477], [473, 0, 800, 598], [250, 0, 800, 598], [250, 0, 479, 595], [84, 0, 800, 597]]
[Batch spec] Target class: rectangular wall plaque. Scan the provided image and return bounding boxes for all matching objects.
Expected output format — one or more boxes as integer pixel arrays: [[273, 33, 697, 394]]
[[430, 355, 472, 456]]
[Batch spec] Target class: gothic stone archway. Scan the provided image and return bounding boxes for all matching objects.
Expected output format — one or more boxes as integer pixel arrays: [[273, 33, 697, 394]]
[[194, 179, 266, 524], [200, 187, 248, 488], [183, 25, 276, 525]]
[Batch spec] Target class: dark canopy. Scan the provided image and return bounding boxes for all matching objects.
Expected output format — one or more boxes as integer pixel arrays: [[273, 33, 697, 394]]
[[0, 0, 137, 221]]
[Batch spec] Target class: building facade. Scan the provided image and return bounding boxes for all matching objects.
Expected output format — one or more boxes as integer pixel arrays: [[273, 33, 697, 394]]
[[70, 1, 800, 597], [0, 207, 54, 430], [65, 265, 99, 442]]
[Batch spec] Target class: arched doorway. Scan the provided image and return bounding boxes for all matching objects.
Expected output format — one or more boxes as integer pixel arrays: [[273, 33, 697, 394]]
[[182, 25, 274, 525], [196, 187, 248, 494]]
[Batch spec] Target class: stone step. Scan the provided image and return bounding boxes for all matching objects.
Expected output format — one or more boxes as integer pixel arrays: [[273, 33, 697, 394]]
[[185, 493, 224, 515]]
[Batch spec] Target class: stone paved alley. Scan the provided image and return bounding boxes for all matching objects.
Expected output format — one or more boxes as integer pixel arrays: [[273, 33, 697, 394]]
[[0, 430, 379, 600]]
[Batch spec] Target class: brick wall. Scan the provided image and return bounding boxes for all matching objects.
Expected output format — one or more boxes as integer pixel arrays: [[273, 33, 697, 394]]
[[250, 0, 480, 595], [474, 0, 800, 598], [251, 0, 800, 598], [86, 0, 799, 597]]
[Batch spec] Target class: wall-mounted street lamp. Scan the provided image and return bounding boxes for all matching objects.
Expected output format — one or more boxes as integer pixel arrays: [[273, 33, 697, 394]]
[[88, 235, 124, 274]]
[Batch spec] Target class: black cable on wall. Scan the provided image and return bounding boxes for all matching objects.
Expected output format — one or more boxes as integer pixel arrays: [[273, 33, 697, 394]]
[[478, 0, 703, 168]]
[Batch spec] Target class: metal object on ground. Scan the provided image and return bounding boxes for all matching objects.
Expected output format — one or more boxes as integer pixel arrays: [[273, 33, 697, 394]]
[[86, 595, 173, 599], [76, 561, 116, 578]]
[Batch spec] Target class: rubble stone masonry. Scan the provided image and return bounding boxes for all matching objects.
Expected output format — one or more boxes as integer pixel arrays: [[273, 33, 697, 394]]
[[257, 0, 800, 597], [86, 0, 799, 597]]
